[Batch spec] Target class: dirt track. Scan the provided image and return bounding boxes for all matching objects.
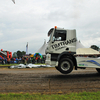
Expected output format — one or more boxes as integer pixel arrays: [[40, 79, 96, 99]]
[[0, 67, 100, 94]]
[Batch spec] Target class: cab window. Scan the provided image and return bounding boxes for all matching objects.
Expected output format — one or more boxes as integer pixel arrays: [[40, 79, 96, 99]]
[[53, 30, 66, 41]]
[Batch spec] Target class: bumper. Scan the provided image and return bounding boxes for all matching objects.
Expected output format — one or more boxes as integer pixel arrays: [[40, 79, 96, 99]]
[[45, 59, 51, 65], [45, 53, 51, 65], [45, 54, 58, 66]]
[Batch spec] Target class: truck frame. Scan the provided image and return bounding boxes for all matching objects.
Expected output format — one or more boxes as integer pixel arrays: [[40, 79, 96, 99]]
[[45, 26, 100, 74]]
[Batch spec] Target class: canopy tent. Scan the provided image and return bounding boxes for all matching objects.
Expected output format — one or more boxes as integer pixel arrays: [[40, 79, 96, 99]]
[[35, 40, 47, 55], [76, 40, 85, 49]]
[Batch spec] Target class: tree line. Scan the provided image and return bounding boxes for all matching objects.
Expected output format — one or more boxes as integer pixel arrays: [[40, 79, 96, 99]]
[[90, 45, 99, 51], [12, 51, 26, 58]]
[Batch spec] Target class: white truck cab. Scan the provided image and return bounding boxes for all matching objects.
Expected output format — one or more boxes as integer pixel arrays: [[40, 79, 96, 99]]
[[45, 26, 100, 74]]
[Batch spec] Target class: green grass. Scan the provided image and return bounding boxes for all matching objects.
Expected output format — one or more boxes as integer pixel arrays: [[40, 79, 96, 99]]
[[0, 64, 19, 66], [0, 91, 100, 100]]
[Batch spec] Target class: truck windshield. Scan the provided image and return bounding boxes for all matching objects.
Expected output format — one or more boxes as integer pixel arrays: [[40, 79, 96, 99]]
[[53, 30, 66, 41]]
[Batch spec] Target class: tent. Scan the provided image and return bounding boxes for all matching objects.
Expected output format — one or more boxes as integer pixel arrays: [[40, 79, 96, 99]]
[[76, 40, 85, 49], [35, 40, 47, 55]]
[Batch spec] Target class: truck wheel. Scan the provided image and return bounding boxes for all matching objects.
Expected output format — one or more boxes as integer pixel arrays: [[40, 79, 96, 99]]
[[96, 68, 100, 74], [58, 58, 73, 74]]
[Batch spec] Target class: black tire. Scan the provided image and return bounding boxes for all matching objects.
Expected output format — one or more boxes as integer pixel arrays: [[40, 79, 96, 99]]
[[96, 68, 100, 74], [58, 58, 73, 74]]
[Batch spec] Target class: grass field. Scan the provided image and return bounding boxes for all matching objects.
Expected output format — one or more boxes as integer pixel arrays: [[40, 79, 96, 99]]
[[0, 91, 100, 100], [0, 64, 19, 66]]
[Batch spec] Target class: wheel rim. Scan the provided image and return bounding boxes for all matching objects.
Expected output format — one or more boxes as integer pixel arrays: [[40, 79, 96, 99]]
[[61, 61, 70, 71]]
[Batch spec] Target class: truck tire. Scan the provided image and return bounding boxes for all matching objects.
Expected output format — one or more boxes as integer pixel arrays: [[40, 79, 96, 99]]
[[96, 68, 100, 74], [58, 58, 73, 74]]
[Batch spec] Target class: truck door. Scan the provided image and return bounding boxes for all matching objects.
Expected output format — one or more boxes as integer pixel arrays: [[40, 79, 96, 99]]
[[51, 29, 67, 54]]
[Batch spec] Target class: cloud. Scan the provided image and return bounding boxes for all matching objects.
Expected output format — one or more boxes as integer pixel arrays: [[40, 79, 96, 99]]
[[0, 0, 100, 54]]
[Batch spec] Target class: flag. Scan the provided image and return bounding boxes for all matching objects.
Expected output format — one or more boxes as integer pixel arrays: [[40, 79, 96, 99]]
[[12, 0, 15, 4], [26, 42, 28, 55]]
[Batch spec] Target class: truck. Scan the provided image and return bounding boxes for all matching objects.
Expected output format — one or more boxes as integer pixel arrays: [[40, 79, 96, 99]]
[[45, 26, 100, 74]]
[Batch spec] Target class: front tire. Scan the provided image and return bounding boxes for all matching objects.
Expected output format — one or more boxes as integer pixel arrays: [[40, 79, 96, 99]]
[[96, 68, 100, 74], [58, 58, 73, 74]]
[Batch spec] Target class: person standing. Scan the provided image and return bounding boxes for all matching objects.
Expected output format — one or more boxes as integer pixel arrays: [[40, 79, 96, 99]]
[[7, 58, 10, 64]]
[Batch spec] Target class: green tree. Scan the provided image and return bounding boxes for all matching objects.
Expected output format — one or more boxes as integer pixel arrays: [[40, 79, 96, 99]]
[[17, 50, 22, 57], [12, 52, 17, 58], [22, 51, 26, 56], [90, 45, 99, 51], [16, 50, 26, 57]]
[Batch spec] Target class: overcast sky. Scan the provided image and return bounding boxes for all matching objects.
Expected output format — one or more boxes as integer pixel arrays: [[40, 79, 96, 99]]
[[0, 0, 100, 54]]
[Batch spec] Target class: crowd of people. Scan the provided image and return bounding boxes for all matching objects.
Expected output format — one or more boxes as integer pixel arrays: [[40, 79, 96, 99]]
[[0, 55, 46, 65]]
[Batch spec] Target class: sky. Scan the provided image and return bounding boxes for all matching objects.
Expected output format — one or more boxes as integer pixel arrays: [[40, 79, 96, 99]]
[[0, 0, 100, 54]]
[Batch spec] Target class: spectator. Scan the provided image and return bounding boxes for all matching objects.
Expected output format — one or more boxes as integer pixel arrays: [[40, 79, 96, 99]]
[[22, 57, 25, 64], [42, 56, 46, 63], [32, 57, 35, 64], [24, 57, 27, 65], [7, 58, 10, 64]]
